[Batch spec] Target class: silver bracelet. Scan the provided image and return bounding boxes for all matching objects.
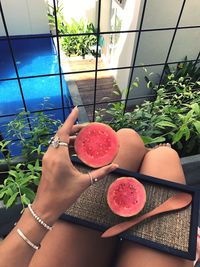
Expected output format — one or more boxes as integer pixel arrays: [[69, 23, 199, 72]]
[[28, 204, 53, 231], [17, 229, 41, 250]]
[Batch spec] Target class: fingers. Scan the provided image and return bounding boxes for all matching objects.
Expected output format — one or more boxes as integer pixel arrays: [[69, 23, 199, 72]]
[[69, 123, 90, 147], [71, 123, 89, 135], [68, 136, 76, 156], [84, 163, 119, 186], [69, 135, 76, 146], [58, 107, 79, 138], [47, 107, 78, 154]]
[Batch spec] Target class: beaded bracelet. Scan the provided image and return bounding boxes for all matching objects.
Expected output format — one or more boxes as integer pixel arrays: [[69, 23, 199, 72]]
[[17, 229, 41, 250], [28, 204, 53, 231]]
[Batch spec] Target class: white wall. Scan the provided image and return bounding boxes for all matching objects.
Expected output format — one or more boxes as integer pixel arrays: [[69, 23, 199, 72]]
[[63, 0, 97, 25], [0, 15, 5, 36], [100, 0, 111, 32], [48, 0, 111, 31], [127, 0, 200, 105], [47, 0, 98, 26], [102, 0, 200, 105], [106, 0, 143, 95], [0, 0, 49, 36]]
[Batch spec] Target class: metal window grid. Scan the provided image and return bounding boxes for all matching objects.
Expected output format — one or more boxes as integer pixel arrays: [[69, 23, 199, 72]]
[[0, 0, 199, 123]]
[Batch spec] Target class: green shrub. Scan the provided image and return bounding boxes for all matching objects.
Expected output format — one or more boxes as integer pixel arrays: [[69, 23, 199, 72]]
[[61, 19, 97, 57], [162, 56, 200, 84], [0, 110, 61, 209], [96, 61, 200, 157], [48, 2, 97, 57]]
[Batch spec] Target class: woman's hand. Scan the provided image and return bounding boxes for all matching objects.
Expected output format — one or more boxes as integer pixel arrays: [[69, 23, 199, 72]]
[[0, 107, 118, 267], [32, 107, 118, 225]]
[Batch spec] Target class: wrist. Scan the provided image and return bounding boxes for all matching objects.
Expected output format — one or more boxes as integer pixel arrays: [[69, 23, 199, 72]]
[[28, 204, 53, 231], [31, 200, 59, 227]]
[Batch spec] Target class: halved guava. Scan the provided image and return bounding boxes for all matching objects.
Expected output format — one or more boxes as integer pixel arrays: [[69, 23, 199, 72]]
[[107, 177, 146, 217], [74, 122, 119, 168]]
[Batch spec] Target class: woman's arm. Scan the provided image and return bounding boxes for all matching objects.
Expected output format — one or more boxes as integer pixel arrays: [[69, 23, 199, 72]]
[[0, 107, 118, 267]]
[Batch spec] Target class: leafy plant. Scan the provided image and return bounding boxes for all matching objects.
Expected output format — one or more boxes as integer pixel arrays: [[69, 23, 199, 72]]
[[0, 161, 41, 209], [47, 2, 97, 57], [96, 61, 200, 157], [61, 19, 97, 57], [162, 56, 200, 85], [6, 110, 61, 160], [0, 110, 62, 209], [0, 140, 11, 165], [48, 0, 67, 34]]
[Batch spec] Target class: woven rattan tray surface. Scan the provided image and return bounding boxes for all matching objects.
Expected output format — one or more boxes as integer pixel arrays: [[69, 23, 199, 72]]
[[61, 159, 199, 260]]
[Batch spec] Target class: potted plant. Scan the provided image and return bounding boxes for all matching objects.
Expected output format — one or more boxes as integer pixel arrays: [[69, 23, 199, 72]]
[[0, 110, 61, 237]]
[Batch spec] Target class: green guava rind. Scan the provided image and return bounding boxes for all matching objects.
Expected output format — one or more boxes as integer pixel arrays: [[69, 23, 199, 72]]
[[74, 122, 119, 168], [107, 177, 146, 217]]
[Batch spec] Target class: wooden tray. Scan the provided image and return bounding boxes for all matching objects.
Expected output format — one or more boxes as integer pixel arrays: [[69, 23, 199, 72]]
[[60, 157, 199, 260]]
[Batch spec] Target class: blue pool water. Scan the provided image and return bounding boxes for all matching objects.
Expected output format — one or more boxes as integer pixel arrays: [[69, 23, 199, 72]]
[[0, 35, 73, 156], [0, 35, 72, 116]]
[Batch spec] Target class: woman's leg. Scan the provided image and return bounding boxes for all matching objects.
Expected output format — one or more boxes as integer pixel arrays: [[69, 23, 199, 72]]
[[113, 128, 147, 171], [115, 146, 193, 267], [29, 221, 118, 267], [29, 129, 146, 267]]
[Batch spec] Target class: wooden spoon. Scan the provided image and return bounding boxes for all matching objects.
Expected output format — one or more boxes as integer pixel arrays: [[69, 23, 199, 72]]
[[101, 192, 192, 238]]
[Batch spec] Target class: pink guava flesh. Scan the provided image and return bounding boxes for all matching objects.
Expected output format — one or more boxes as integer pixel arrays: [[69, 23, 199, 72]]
[[74, 122, 119, 168], [107, 177, 146, 217]]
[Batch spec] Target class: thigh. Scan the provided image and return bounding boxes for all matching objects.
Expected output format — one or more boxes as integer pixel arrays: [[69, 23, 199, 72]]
[[116, 146, 193, 267], [29, 128, 147, 267], [116, 242, 192, 267], [29, 220, 118, 267]]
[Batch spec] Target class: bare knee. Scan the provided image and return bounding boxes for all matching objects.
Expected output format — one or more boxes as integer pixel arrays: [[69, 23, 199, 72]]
[[142, 146, 182, 169], [116, 128, 145, 148], [113, 128, 146, 172], [117, 128, 140, 138], [149, 146, 179, 159], [140, 146, 186, 184]]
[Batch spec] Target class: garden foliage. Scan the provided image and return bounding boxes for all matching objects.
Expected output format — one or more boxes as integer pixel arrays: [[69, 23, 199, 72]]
[[96, 60, 200, 157], [0, 111, 61, 209], [48, 1, 97, 57]]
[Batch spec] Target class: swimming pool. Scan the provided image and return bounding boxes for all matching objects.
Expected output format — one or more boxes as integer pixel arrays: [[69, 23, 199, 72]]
[[0, 35, 73, 156], [0, 35, 72, 116]]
